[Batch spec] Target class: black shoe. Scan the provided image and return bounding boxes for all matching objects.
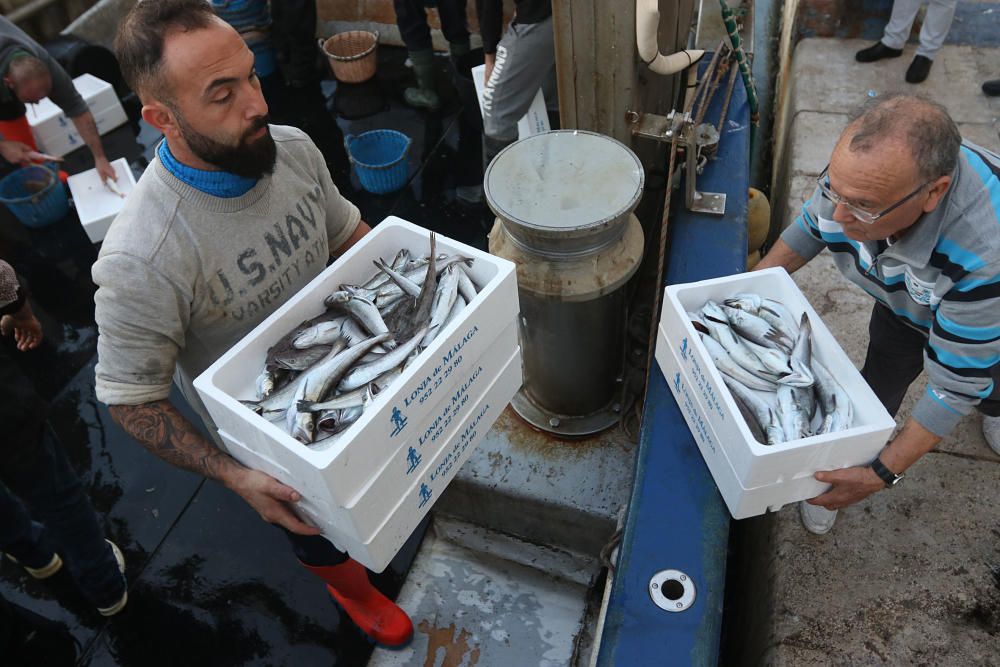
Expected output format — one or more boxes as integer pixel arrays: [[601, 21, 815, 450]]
[[855, 42, 903, 63], [906, 56, 933, 83], [983, 79, 1000, 97]]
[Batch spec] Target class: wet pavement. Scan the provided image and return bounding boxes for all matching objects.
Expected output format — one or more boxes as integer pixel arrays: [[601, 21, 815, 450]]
[[1, 45, 492, 666]]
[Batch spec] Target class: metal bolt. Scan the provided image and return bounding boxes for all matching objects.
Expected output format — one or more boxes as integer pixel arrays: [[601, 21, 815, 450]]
[[549, 417, 561, 428], [676, 602, 683, 609], [680, 575, 686, 581], [651, 582, 658, 589], [612, 403, 621, 413]]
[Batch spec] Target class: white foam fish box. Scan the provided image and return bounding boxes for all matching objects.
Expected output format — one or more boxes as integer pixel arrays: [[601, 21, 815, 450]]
[[26, 73, 128, 157], [67, 157, 136, 243], [219, 323, 517, 543], [656, 268, 896, 518], [193, 217, 520, 524], [220, 347, 522, 572]]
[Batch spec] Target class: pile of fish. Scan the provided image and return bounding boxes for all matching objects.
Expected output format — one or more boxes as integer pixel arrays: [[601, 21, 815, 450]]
[[688, 293, 853, 446], [243, 232, 479, 447]]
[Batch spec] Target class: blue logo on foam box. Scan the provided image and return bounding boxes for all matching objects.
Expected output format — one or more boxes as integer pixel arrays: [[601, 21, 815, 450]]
[[390, 407, 408, 437], [406, 446, 422, 474], [418, 482, 433, 508]]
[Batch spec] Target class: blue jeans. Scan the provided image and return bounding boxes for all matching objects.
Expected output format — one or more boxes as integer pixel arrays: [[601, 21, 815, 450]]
[[0, 356, 125, 608]]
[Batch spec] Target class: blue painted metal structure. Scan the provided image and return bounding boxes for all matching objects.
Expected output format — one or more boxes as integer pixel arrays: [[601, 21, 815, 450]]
[[596, 59, 750, 665]]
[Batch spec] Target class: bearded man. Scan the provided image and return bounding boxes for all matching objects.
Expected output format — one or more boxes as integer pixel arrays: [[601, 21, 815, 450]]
[[93, 0, 413, 647]]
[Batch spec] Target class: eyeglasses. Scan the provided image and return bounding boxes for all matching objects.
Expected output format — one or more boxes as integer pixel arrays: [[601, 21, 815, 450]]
[[816, 164, 930, 225]]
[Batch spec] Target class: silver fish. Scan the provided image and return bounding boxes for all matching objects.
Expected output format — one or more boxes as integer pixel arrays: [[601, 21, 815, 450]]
[[398, 234, 437, 342], [722, 374, 784, 446], [444, 295, 467, 329], [288, 379, 316, 444], [255, 368, 277, 400], [360, 249, 412, 291], [271, 344, 333, 371], [391, 248, 411, 271], [253, 338, 348, 414], [422, 265, 459, 346], [779, 313, 815, 388], [339, 326, 428, 392], [316, 408, 342, 432], [374, 253, 472, 302], [292, 318, 347, 349], [742, 338, 793, 376], [326, 292, 396, 346], [456, 265, 478, 303], [373, 258, 421, 298], [776, 384, 809, 442], [297, 383, 374, 413], [721, 304, 793, 352], [760, 298, 800, 341], [699, 333, 778, 391], [319, 405, 364, 434], [300, 333, 392, 403], [702, 302, 780, 382], [812, 359, 853, 434], [723, 293, 764, 313]]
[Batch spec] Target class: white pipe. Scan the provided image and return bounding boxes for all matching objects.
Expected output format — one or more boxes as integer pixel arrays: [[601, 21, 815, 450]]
[[636, 0, 705, 75]]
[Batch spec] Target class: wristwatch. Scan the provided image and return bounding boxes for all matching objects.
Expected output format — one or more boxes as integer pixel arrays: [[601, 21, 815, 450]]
[[870, 455, 904, 488]]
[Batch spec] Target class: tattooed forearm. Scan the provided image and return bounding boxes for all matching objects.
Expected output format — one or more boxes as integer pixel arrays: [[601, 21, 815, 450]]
[[109, 400, 240, 482]]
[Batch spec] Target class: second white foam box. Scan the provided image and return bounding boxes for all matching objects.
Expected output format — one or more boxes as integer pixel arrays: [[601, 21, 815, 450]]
[[194, 217, 520, 517], [656, 268, 896, 516], [67, 157, 137, 243], [288, 346, 523, 572], [27, 73, 128, 157]]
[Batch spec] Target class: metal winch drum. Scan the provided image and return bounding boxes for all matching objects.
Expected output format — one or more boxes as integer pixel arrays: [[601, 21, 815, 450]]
[[485, 130, 645, 436]]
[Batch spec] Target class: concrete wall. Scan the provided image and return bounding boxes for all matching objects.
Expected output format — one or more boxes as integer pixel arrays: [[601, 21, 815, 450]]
[[5, 0, 98, 43], [61, 0, 135, 50]]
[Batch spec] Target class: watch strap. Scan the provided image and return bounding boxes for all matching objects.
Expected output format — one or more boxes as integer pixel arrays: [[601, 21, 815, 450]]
[[870, 456, 903, 487]]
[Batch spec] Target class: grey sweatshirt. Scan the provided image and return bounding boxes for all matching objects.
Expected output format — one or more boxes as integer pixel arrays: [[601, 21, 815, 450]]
[[780, 141, 1000, 438], [0, 16, 86, 117], [93, 125, 360, 426]]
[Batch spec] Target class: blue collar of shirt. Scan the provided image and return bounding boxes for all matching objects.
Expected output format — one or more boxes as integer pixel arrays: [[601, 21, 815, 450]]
[[157, 140, 258, 198]]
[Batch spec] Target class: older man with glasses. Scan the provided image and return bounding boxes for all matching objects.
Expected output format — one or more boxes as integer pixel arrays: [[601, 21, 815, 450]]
[[756, 94, 1000, 535]]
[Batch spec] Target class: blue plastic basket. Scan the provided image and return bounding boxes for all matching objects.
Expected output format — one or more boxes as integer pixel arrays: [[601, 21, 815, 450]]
[[0, 164, 69, 228], [345, 130, 411, 195]]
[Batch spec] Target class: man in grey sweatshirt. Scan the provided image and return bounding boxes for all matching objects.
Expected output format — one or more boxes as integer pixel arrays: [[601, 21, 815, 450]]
[[757, 94, 1000, 535], [94, 1, 413, 647]]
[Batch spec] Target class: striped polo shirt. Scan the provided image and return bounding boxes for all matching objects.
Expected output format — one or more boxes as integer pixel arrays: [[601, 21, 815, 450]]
[[781, 141, 1000, 437]]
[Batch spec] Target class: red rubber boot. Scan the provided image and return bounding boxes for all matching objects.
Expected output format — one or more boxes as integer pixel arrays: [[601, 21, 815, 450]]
[[301, 558, 413, 648]]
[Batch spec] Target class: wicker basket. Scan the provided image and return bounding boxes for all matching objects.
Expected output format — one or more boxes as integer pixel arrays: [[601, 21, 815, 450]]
[[320, 30, 379, 84]]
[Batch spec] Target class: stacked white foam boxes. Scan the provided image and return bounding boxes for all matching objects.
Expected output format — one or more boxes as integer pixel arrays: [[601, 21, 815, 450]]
[[655, 268, 897, 519], [26, 74, 128, 157], [194, 217, 522, 571], [66, 157, 137, 243]]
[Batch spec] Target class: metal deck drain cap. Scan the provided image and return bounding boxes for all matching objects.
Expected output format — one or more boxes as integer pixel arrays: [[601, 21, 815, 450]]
[[648, 569, 696, 612]]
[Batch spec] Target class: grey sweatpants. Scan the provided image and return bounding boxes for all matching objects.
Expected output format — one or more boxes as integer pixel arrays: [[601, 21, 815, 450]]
[[482, 15, 557, 144], [881, 0, 958, 59]]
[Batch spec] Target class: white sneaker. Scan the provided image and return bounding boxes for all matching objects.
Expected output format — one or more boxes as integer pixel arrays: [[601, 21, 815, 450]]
[[799, 501, 838, 535], [982, 416, 1000, 456]]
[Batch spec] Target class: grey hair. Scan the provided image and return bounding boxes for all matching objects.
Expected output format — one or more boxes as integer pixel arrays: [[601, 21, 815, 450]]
[[7, 54, 49, 83], [845, 93, 961, 181]]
